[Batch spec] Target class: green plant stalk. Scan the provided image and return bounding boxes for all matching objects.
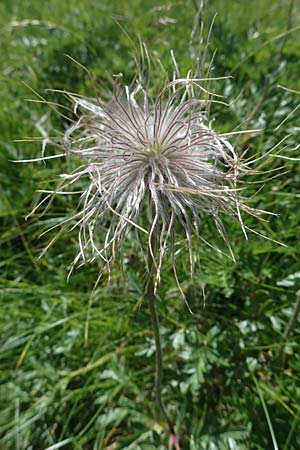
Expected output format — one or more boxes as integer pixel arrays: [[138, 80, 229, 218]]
[[252, 373, 279, 450], [275, 289, 300, 366], [144, 233, 176, 436]]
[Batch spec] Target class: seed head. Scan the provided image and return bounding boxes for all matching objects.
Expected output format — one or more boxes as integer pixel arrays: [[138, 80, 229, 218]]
[[31, 71, 260, 287]]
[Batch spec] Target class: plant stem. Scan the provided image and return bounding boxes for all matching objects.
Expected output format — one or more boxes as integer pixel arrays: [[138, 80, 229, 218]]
[[144, 234, 175, 436], [275, 289, 300, 366]]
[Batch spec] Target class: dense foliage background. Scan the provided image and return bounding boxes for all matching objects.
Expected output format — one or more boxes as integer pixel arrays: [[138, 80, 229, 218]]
[[1, 0, 300, 449]]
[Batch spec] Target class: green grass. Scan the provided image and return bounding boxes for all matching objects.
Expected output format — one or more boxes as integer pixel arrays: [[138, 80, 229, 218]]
[[1, 0, 300, 449]]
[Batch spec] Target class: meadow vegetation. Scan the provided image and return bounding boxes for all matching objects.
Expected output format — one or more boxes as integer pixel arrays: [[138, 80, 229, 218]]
[[1, 0, 300, 449]]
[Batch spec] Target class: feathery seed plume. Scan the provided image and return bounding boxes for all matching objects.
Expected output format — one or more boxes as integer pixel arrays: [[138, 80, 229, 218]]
[[31, 67, 259, 288]]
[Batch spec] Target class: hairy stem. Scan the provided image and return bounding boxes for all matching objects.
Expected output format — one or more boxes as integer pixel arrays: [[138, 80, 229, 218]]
[[275, 289, 300, 366], [144, 234, 175, 436]]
